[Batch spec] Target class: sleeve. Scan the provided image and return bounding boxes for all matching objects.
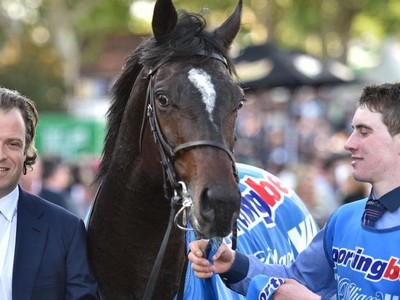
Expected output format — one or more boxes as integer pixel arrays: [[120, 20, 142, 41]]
[[65, 219, 100, 300], [220, 227, 336, 298]]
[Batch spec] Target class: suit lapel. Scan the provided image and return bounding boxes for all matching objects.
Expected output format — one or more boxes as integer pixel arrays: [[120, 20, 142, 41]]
[[12, 189, 49, 298]]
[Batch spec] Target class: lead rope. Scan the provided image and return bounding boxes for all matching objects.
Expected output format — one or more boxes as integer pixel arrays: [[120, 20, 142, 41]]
[[231, 221, 238, 251], [175, 222, 238, 300]]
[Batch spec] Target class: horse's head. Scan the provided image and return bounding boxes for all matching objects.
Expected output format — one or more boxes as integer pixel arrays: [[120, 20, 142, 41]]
[[143, 0, 244, 239], [89, 1, 244, 297]]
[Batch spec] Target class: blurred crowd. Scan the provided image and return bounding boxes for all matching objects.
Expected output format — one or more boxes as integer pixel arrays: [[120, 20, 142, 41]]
[[235, 84, 370, 227], [19, 154, 100, 220], [17, 84, 370, 227]]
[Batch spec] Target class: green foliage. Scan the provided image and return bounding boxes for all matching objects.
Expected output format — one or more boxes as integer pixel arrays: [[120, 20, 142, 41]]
[[173, 0, 238, 11], [0, 39, 66, 112], [75, 0, 131, 34], [2, 0, 400, 107], [360, 0, 400, 35]]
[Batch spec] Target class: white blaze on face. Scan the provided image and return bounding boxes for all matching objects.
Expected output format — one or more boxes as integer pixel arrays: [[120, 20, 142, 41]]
[[188, 68, 216, 124]]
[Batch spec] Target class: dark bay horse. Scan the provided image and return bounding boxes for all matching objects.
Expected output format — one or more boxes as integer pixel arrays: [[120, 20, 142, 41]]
[[87, 0, 244, 298]]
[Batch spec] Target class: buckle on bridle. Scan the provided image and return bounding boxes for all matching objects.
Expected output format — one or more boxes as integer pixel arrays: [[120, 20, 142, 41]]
[[173, 181, 194, 231]]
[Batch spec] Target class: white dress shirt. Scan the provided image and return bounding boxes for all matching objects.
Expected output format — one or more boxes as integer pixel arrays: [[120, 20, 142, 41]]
[[0, 187, 19, 300]]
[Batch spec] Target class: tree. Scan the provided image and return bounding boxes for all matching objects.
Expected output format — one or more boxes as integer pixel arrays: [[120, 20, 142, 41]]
[[0, 0, 131, 110], [1, 0, 400, 109]]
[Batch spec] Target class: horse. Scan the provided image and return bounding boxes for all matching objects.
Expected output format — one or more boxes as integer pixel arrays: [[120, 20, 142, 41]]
[[86, 0, 318, 299], [87, 0, 244, 298]]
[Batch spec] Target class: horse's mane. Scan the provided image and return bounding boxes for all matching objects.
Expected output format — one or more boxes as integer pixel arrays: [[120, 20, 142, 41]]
[[96, 9, 237, 182]]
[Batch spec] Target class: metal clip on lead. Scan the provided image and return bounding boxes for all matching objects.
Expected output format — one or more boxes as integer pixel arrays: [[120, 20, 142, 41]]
[[174, 181, 194, 231]]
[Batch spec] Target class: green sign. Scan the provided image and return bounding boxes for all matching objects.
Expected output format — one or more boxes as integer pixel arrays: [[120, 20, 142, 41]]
[[35, 114, 105, 159]]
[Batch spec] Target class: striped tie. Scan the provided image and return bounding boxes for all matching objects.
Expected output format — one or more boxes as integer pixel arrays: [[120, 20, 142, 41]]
[[363, 199, 387, 227]]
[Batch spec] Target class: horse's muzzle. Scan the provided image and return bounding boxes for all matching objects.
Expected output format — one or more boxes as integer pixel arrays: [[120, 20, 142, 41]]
[[192, 184, 241, 238]]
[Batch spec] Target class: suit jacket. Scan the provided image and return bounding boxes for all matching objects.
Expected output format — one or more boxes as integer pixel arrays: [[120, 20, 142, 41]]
[[12, 187, 99, 300]]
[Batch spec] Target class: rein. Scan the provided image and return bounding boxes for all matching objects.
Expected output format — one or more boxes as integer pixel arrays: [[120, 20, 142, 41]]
[[142, 52, 239, 300]]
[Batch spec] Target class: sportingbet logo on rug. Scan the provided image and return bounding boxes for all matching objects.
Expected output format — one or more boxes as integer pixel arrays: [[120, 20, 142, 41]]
[[246, 275, 285, 300], [333, 247, 400, 281]]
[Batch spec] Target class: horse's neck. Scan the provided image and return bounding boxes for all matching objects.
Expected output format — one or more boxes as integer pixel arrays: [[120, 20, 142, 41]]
[[89, 162, 185, 299], [89, 90, 186, 298]]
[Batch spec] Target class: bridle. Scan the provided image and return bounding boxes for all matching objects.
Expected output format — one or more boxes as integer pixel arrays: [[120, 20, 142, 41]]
[[141, 52, 239, 300], [141, 52, 238, 191]]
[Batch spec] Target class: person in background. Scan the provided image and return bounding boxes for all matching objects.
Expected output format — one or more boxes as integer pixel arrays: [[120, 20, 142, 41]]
[[0, 87, 99, 299], [66, 160, 100, 219], [39, 155, 71, 211], [188, 82, 400, 299]]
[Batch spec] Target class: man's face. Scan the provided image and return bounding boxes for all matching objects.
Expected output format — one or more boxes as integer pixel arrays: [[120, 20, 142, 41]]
[[344, 106, 400, 193], [0, 108, 26, 198]]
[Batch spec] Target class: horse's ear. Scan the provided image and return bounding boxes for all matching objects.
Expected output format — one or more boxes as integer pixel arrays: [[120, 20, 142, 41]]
[[152, 0, 178, 39], [214, 0, 242, 49]]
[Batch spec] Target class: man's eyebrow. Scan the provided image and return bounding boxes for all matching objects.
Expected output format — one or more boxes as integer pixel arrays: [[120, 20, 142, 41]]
[[7, 137, 24, 144], [353, 123, 372, 130]]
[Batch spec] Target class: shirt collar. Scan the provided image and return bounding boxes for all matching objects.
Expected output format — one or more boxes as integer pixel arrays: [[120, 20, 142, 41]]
[[0, 186, 19, 222], [371, 186, 400, 213]]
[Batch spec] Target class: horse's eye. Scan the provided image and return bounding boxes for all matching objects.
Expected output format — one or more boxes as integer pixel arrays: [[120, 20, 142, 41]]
[[155, 94, 169, 107], [238, 99, 244, 110]]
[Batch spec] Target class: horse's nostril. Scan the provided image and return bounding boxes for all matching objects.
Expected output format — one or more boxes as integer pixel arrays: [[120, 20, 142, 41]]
[[200, 206, 215, 222], [200, 188, 216, 222]]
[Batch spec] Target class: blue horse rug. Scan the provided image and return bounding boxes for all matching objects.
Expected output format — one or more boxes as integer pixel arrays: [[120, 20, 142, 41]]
[[179, 163, 319, 299]]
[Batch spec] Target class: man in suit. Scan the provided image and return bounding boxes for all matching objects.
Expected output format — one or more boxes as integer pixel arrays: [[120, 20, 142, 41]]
[[0, 87, 99, 299]]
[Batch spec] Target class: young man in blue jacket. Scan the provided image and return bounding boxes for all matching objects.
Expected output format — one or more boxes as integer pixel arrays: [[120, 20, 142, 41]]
[[189, 82, 400, 299]]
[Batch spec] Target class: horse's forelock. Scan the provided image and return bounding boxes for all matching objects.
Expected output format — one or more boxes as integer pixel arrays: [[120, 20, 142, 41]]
[[140, 10, 236, 72]]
